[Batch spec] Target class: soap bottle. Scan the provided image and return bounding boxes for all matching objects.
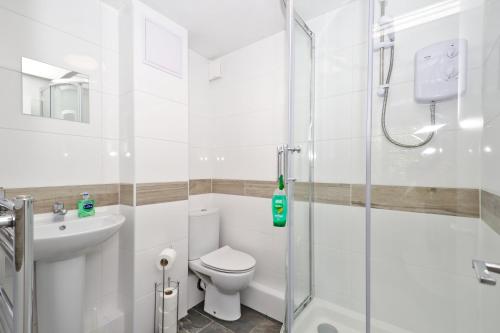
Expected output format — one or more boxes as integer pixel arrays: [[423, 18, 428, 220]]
[[77, 192, 95, 218], [272, 175, 287, 227]]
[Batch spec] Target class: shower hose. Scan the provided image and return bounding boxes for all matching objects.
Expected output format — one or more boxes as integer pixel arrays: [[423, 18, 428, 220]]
[[381, 46, 436, 148]]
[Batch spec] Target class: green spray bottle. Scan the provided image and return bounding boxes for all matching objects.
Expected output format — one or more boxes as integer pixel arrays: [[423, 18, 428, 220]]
[[272, 175, 287, 227]]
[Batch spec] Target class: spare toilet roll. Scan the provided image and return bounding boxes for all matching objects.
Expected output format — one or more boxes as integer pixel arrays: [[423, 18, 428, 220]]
[[157, 324, 176, 333], [158, 287, 178, 311], [157, 309, 176, 328], [157, 248, 176, 271]]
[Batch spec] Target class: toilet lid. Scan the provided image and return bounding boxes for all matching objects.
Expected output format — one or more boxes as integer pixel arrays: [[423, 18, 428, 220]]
[[201, 246, 256, 273]]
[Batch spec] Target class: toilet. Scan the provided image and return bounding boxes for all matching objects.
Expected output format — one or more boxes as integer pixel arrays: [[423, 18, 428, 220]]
[[188, 208, 256, 321]]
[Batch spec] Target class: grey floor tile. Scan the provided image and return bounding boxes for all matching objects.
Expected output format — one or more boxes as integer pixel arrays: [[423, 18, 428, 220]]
[[193, 302, 282, 333], [249, 320, 282, 333], [179, 309, 213, 333], [200, 322, 234, 333]]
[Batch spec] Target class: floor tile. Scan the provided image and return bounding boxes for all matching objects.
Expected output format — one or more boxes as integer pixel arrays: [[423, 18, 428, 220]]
[[200, 322, 234, 333], [179, 309, 213, 333], [193, 302, 282, 333]]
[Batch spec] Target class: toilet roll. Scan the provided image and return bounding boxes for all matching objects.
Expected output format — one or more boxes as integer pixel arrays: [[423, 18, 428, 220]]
[[157, 309, 176, 327], [158, 287, 178, 312], [157, 248, 176, 271], [157, 324, 176, 333]]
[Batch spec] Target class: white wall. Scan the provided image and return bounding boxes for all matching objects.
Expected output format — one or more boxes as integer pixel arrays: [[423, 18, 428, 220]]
[[187, 50, 213, 309], [308, 0, 486, 332], [0, 1, 123, 332], [478, 0, 500, 332], [208, 32, 288, 320], [118, 1, 190, 332]]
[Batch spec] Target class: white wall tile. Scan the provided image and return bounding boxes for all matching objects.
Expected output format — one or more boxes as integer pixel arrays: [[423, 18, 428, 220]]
[[102, 93, 120, 140], [481, 116, 500, 195], [0, 8, 103, 89], [0, 128, 103, 188], [0, 0, 102, 45], [134, 91, 188, 143], [134, 138, 188, 183], [213, 145, 276, 181], [189, 147, 213, 180], [101, 2, 120, 53], [134, 201, 188, 253]]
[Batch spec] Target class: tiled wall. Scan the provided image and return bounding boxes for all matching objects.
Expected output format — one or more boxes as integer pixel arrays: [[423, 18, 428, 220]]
[[307, 0, 487, 332], [118, 1, 189, 332], [208, 32, 288, 320], [0, 1, 123, 332], [188, 0, 493, 331], [187, 50, 213, 309], [478, 0, 500, 331], [187, 32, 289, 320]]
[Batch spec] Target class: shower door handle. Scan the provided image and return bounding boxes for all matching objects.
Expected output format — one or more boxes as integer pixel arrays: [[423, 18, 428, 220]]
[[277, 145, 302, 184], [472, 259, 500, 285]]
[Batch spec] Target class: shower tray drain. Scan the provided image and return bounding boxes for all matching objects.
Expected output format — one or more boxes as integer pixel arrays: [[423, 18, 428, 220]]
[[317, 323, 339, 333]]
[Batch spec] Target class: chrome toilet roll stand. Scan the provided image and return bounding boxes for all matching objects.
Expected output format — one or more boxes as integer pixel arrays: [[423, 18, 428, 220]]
[[153, 261, 179, 333]]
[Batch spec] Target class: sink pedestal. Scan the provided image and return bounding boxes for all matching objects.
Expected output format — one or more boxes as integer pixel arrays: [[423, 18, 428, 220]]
[[36, 256, 86, 333]]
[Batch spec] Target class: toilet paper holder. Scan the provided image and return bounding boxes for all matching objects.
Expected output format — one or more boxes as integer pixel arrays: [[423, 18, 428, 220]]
[[154, 276, 179, 333]]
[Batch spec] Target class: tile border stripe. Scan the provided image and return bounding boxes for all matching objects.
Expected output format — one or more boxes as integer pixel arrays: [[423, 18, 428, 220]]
[[5, 180, 480, 217], [5, 184, 119, 214], [481, 190, 500, 235], [202, 179, 480, 218], [136, 182, 188, 206]]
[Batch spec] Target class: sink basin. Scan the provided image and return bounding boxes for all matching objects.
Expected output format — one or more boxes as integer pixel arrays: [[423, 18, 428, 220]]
[[34, 212, 125, 261], [34, 211, 125, 333]]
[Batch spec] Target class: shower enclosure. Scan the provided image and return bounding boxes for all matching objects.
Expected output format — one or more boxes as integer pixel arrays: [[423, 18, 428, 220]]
[[283, 0, 500, 332]]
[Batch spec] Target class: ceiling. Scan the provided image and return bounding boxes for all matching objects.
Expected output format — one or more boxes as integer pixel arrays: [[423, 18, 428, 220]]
[[107, 0, 349, 59]]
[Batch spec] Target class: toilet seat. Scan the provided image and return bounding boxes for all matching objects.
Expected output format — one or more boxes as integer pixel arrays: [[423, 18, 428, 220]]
[[201, 246, 256, 273]]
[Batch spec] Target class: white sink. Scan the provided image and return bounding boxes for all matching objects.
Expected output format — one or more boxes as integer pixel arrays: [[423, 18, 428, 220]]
[[34, 211, 125, 333], [34, 212, 125, 261]]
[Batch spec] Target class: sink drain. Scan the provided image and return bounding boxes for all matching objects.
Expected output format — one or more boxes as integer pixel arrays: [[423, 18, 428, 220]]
[[317, 323, 338, 333]]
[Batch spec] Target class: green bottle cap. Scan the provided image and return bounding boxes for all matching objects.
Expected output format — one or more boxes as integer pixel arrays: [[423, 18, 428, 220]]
[[278, 175, 284, 190]]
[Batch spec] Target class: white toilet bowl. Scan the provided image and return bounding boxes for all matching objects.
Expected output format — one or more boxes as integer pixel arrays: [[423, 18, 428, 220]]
[[189, 245, 256, 321]]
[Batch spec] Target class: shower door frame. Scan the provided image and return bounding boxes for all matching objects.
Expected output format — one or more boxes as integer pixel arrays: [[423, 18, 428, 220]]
[[284, 0, 316, 331], [291, 14, 316, 318], [285, 0, 375, 332]]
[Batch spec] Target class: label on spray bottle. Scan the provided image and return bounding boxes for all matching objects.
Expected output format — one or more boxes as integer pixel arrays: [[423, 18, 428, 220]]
[[272, 175, 287, 227]]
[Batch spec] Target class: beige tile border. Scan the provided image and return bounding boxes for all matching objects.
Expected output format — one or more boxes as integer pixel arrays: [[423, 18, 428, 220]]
[[352, 184, 479, 218], [135, 182, 188, 206], [3, 180, 481, 217], [120, 183, 134, 206], [481, 190, 500, 235], [189, 179, 212, 195], [207, 179, 479, 218], [211, 179, 245, 196], [5, 184, 119, 214]]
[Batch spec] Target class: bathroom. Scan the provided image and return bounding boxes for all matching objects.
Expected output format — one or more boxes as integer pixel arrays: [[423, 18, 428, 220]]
[[0, 0, 499, 332]]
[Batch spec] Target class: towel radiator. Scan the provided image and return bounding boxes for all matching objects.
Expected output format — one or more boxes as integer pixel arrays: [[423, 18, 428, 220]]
[[0, 189, 34, 333]]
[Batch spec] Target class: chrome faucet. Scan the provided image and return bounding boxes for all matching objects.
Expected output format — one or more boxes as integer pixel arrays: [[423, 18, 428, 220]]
[[0, 188, 16, 227], [53, 201, 67, 221]]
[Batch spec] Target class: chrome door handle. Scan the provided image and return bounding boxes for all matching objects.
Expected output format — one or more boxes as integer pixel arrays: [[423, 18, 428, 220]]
[[277, 145, 302, 185], [472, 259, 500, 285]]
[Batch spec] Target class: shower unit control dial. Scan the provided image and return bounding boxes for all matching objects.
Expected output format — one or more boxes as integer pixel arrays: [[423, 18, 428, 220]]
[[414, 39, 467, 103]]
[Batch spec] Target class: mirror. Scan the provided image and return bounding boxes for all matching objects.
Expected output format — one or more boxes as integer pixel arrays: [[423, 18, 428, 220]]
[[22, 57, 90, 123]]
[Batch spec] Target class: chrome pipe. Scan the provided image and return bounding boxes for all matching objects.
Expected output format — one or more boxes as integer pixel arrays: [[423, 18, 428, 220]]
[[0, 287, 13, 332], [0, 232, 14, 263], [13, 195, 34, 333], [0, 228, 14, 244]]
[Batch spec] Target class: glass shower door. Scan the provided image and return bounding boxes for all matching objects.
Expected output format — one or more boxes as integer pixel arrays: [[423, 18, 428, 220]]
[[291, 18, 314, 315]]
